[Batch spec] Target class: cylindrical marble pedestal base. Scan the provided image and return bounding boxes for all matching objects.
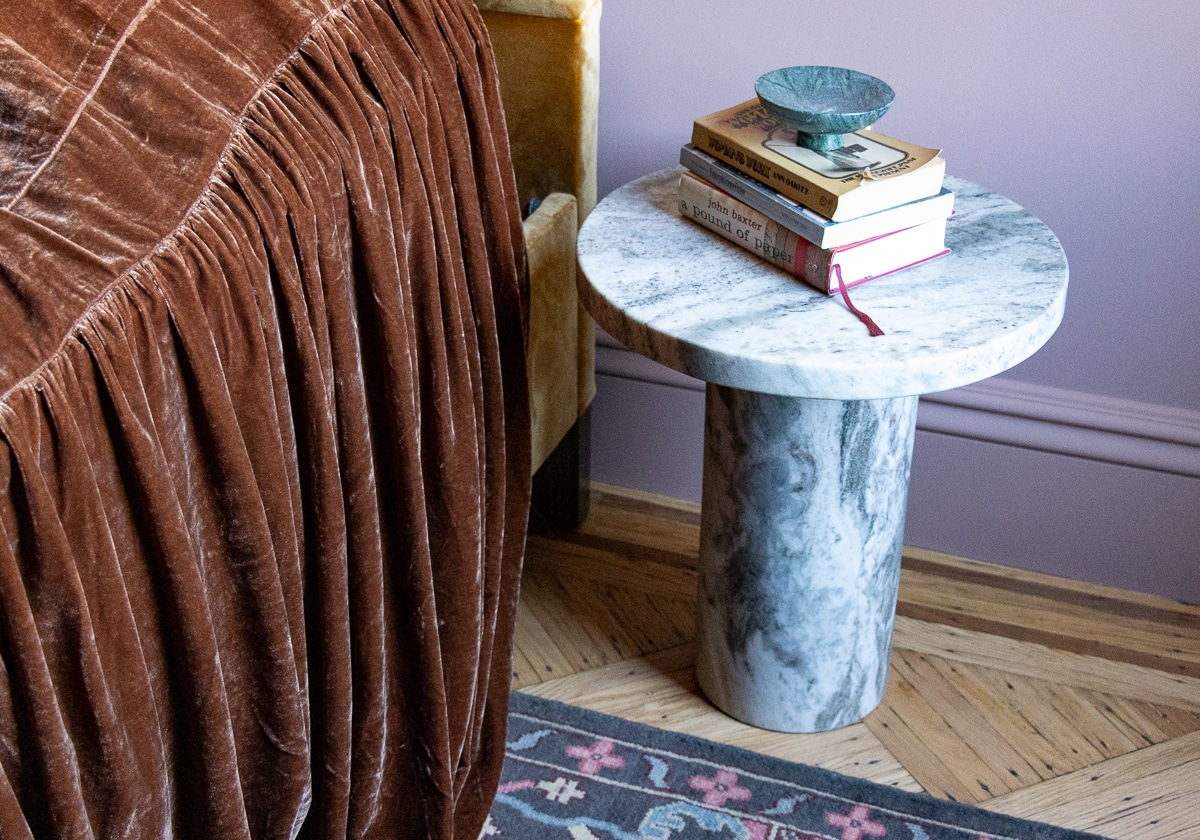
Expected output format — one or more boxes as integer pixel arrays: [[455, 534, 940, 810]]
[[694, 384, 919, 732]]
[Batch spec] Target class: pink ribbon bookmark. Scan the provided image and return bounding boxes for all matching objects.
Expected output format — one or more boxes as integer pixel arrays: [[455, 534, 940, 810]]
[[833, 264, 884, 337]]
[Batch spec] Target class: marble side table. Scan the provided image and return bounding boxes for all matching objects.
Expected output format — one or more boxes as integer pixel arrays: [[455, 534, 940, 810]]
[[576, 168, 1068, 732]]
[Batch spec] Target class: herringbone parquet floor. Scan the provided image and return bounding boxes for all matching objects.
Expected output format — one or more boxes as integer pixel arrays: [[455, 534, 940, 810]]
[[513, 484, 1200, 839]]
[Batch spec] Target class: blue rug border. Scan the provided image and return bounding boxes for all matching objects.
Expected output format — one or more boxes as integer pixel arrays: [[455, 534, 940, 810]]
[[507, 691, 1110, 840]]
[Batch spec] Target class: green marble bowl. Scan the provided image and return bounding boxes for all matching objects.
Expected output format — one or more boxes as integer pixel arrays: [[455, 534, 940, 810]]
[[755, 66, 894, 150]]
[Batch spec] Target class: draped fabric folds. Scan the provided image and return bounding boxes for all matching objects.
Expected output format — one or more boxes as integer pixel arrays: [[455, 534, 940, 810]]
[[0, 0, 530, 837]]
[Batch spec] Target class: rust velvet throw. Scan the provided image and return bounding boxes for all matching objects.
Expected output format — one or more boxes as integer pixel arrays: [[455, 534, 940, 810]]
[[0, 0, 531, 837]]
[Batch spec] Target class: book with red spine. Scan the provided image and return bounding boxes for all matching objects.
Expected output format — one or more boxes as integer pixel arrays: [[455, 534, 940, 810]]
[[677, 171, 949, 294]]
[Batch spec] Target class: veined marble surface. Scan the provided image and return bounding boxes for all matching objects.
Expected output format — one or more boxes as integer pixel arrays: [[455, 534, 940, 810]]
[[695, 388, 917, 732], [577, 168, 1068, 400]]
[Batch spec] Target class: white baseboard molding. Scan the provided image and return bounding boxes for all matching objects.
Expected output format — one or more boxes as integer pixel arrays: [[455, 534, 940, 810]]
[[595, 335, 1200, 479]]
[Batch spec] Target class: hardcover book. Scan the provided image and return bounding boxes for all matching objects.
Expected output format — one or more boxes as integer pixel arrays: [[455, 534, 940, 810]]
[[691, 99, 945, 221], [677, 171, 949, 294], [680, 144, 954, 250]]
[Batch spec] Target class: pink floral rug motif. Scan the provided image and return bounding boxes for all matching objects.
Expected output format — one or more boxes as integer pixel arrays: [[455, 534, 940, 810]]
[[485, 692, 1108, 840]]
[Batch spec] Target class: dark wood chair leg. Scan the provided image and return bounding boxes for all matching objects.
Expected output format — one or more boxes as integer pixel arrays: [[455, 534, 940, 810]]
[[530, 406, 592, 530]]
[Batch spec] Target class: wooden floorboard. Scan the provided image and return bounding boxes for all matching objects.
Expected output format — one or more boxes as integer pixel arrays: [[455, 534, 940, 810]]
[[514, 483, 1200, 839]]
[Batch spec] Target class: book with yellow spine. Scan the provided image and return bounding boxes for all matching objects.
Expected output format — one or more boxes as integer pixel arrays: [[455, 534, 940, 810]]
[[691, 99, 944, 221]]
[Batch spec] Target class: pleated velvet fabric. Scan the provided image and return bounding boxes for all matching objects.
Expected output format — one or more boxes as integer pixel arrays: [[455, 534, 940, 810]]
[[0, 0, 530, 838]]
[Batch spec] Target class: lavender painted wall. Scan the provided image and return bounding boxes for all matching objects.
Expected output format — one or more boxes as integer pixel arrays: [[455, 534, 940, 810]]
[[596, 0, 1200, 411], [586, 1, 1200, 600]]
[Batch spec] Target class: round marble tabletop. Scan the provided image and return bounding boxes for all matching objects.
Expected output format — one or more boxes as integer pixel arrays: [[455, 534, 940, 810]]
[[577, 168, 1068, 401]]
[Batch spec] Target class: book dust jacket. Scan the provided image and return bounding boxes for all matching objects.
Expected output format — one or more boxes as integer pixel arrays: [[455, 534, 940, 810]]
[[692, 100, 943, 218]]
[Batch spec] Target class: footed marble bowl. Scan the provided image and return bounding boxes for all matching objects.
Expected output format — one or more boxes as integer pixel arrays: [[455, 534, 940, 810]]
[[755, 66, 894, 150]]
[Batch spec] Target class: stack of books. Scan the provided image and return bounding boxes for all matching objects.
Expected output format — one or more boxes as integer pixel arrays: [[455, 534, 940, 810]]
[[678, 99, 953, 296]]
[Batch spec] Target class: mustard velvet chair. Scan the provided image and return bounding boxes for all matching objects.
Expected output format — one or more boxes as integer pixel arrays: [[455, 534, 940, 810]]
[[476, 0, 600, 527]]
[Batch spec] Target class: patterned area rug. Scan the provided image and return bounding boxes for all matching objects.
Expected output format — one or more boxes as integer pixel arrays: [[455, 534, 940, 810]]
[[484, 692, 1108, 840]]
